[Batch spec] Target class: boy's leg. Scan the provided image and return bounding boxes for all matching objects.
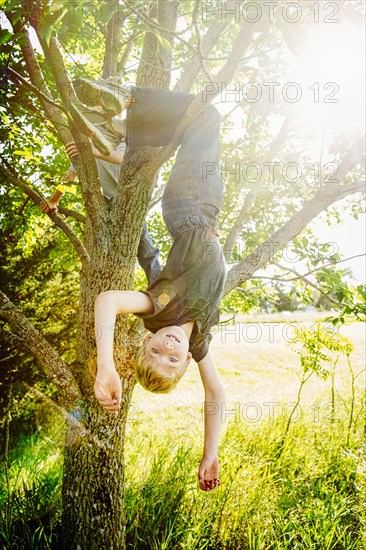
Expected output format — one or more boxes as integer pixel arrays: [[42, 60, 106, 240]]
[[123, 85, 222, 235], [162, 105, 223, 236], [138, 223, 162, 284], [125, 87, 194, 147]]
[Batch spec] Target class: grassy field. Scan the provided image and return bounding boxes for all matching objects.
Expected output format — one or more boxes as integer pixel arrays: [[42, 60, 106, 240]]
[[1, 318, 365, 549], [128, 319, 365, 445]]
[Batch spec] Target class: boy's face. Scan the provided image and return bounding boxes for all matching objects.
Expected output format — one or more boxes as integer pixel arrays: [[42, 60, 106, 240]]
[[144, 326, 192, 374]]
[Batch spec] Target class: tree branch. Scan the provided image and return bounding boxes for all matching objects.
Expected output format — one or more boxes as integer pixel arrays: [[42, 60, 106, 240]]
[[6, 67, 68, 115], [0, 291, 80, 409], [270, 262, 343, 307], [102, 2, 124, 78], [174, 0, 247, 92], [174, 16, 229, 92], [2, 161, 90, 266], [213, 22, 253, 88], [6, 11, 72, 145], [35, 33, 108, 230], [266, 254, 366, 284], [192, 0, 215, 83], [7, 7, 106, 234], [58, 206, 86, 224], [118, 30, 140, 74], [136, 0, 178, 89], [224, 173, 366, 295]]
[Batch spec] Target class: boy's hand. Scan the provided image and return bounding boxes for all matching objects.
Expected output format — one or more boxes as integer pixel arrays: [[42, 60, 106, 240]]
[[198, 454, 221, 491], [40, 198, 58, 215], [66, 141, 79, 159], [94, 366, 122, 416]]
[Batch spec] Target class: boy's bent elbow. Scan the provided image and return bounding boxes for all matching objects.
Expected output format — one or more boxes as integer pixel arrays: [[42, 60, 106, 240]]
[[95, 290, 118, 311], [95, 290, 110, 305]]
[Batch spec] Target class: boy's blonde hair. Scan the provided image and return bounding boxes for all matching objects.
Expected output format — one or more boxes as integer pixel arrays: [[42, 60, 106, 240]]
[[135, 339, 188, 394]]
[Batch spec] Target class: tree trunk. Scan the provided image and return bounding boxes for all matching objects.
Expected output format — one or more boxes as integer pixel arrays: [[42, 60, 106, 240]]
[[61, 408, 129, 550], [136, 0, 178, 89], [60, 195, 143, 548]]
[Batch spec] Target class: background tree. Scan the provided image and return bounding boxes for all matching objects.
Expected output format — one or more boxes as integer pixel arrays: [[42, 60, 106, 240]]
[[0, 1, 365, 548]]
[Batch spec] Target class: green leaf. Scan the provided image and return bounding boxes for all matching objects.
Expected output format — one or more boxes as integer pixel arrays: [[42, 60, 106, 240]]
[[152, 29, 172, 51], [13, 149, 33, 161], [38, 5, 67, 45], [0, 111, 9, 124], [0, 29, 12, 45]]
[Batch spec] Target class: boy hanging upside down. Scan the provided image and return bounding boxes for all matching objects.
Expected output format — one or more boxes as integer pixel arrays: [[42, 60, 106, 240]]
[[83, 78, 227, 491]]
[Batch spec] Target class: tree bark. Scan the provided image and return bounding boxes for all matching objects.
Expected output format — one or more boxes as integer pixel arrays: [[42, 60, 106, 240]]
[[136, 0, 178, 89], [102, 3, 124, 79], [61, 380, 133, 550]]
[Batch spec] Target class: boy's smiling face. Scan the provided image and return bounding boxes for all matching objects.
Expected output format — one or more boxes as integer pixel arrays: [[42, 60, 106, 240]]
[[144, 326, 192, 374]]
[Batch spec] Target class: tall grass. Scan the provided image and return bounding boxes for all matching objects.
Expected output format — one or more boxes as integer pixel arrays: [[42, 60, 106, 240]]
[[0, 401, 364, 549], [0, 431, 63, 549], [123, 412, 365, 550]]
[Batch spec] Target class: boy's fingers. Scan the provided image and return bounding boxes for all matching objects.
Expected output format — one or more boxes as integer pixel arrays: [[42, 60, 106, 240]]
[[115, 389, 122, 408], [65, 141, 79, 159], [198, 472, 221, 491], [199, 480, 207, 491], [98, 401, 118, 408], [103, 406, 119, 413]]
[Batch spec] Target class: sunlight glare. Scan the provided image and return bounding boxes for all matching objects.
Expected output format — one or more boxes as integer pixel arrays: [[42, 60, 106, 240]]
[[291, 20, 365, 133]]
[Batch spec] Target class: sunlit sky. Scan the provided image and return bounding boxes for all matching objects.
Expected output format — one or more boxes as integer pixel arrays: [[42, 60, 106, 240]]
[[282, 12, 365, 283]]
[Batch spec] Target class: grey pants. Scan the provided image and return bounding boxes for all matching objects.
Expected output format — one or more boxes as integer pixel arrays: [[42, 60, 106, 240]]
[[126, 87, 223, 238]]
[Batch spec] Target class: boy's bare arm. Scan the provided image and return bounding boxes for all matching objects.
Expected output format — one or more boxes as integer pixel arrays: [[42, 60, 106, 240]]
[[95, 290, 152, 362], [197, 351, 225, 491], [94, 291, 153, 413], [92, 143, 125, 164], [40, 143, 78, 215], [40, 188, 64, 215]]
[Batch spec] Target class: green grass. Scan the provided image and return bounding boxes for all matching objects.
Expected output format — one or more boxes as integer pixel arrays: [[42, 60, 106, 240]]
[[0, 320, 365, 549], [122, 413, 365, 550], [0, 432, 63, 549]]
